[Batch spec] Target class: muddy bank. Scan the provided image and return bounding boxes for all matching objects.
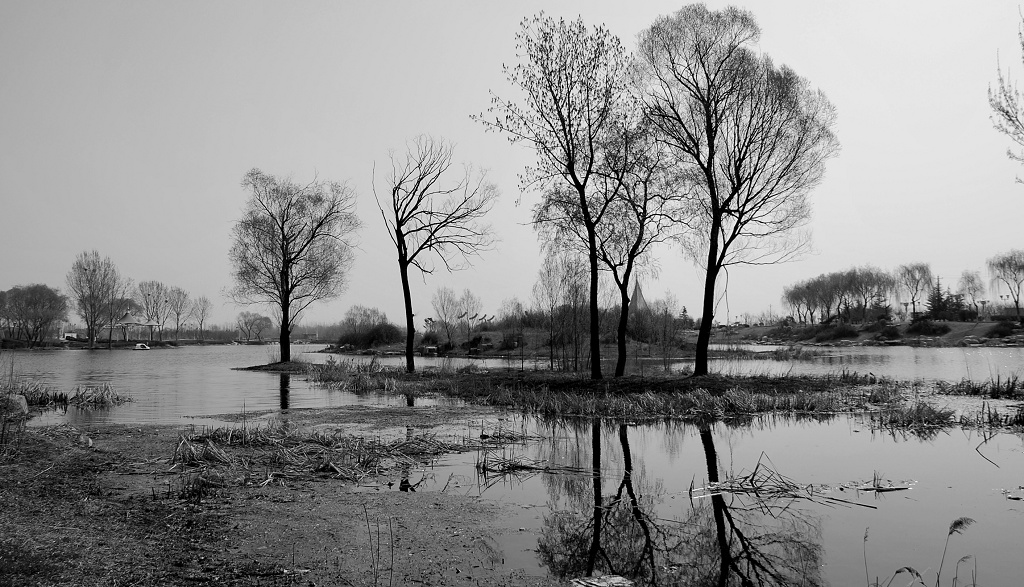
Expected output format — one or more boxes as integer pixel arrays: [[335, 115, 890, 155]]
[[0, 405, 560, 587]]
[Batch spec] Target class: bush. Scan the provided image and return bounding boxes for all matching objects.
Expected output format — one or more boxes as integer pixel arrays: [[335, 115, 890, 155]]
[[813, 323, 859, 342], [874, 325, 902, 340], [985, 321, 1018, 339], [906, 320, 951, 336], [336, 322, 402, 349], [860, 319, 890, 333], [420, 331, 440, 346]]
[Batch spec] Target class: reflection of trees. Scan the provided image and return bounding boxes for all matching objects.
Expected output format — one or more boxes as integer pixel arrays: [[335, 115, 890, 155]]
[[538, 421, 823, 586], [279, 372, 290, 410]]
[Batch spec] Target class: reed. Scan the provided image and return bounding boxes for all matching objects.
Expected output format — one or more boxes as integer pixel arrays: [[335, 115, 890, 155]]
[[863, 517, 976, 587], [934, 374, 1022, 399], [869, 402, 955, 436], [68, 383, 132, 406]]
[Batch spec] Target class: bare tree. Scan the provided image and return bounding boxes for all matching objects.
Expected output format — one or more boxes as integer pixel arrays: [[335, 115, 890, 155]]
[[192, 296, 213, 341], [990, 19, 1024, 181], [956, 270, 986, 318], [166, 287, 192, 341], [896, 263, 933, 318], [636, 5, 839, 376], [229, 169, 360, 362], [431, 286, 460, 346], [458, 288, 482, 346], [479, 14, 632, 380], [987, 249, 1024, 320], [134, 280, 171, 341], [532, 249, 568, 370], [65, 250, 129, 348], [236, 311, 272, 342], [596, 120, 680, 376], [376, 135, 497, 372]]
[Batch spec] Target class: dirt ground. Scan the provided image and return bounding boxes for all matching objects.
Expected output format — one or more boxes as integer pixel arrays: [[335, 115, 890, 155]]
[[0, 405, 563, 587]]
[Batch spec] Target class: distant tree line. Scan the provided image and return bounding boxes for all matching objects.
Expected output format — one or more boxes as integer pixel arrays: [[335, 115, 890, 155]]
[[782, 250, 1024, 325]]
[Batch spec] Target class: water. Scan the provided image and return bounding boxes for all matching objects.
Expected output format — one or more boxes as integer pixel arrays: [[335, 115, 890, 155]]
[[6, 344, 1024, 584], [700, 344, 1024, 382], [392, 416, 1024, 586]]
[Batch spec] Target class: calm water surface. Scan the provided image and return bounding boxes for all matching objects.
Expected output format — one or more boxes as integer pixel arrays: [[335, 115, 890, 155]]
[[7, 344, 1024, 584], [391, 416, 1024, 586]]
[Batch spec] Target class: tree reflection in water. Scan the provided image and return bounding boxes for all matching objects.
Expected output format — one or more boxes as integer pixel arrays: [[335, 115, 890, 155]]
[[537, 420, 823, 586], [279, 372, 290, 410]]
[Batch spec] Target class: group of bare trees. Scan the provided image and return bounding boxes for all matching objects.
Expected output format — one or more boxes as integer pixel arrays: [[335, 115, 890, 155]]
[[61, 250, 214, 347], [782, 252, 1024, 324], [480, 7, 839, 377], [428, 287, 489, 348]]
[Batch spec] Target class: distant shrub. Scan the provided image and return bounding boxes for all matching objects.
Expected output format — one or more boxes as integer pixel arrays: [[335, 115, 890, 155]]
[[861, 320, 890, 333], [336, 322, 402, 349], [420, 331, 440, 346], [875, 325, 902, 340], [906, 320, 951, 336], [813, 323, 859, 342], [985, 321, 1018, 339]]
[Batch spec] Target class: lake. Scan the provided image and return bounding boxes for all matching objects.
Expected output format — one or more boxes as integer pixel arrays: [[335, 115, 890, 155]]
[[5, 344, 1024, 585]]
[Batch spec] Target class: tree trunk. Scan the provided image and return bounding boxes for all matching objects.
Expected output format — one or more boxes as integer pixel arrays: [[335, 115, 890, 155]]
[[399, 260, 416, 373], [615, 283, 630, 377], [279, 268, 291, 363], [694, 262, 720, 377], [587, 230, 603, 380]]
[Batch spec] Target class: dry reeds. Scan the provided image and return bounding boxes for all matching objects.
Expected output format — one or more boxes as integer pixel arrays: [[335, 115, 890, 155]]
[[869, 402, 955, 436], [689, 453, 872, 510], [69, 383, 131, 407]]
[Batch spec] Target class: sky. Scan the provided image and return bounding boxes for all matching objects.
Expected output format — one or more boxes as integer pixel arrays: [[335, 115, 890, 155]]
[[3, 1, 1024, 329]]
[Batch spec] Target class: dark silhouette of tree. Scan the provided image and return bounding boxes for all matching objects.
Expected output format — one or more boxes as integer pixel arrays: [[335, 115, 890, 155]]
[[1, 284, 68, 347], [479, 14, 632, 380], [636, 5, 839, 376], [376, 135, 497, 373], [229, 169, 360, 363]]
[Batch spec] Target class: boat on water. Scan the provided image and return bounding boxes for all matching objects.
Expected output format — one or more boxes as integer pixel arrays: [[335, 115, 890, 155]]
[[133, 343, 151, 350]]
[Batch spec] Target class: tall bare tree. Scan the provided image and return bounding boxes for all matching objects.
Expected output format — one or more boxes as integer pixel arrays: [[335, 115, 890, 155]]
[[458, 288, 482, 345], [166, 286, 192, 341], [229, 169, 360, 362], [988, 249, 1024, 320], [896, 263, 933, 318], [134, 280, 171, 341], [192, 296, 213, 341], [431, 286, 460, 346], [636, 5, 839, 376], [479, 14, 631, 380], [65, 250, 128, 348], [376, 135, 497, 372]]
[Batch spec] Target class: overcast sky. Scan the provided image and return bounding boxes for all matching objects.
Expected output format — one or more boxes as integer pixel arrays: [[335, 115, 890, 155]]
[[3, 1, 1024, 328]]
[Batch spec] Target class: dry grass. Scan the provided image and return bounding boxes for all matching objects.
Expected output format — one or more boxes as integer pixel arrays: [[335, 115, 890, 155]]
[[69, 383, 132, 407]]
